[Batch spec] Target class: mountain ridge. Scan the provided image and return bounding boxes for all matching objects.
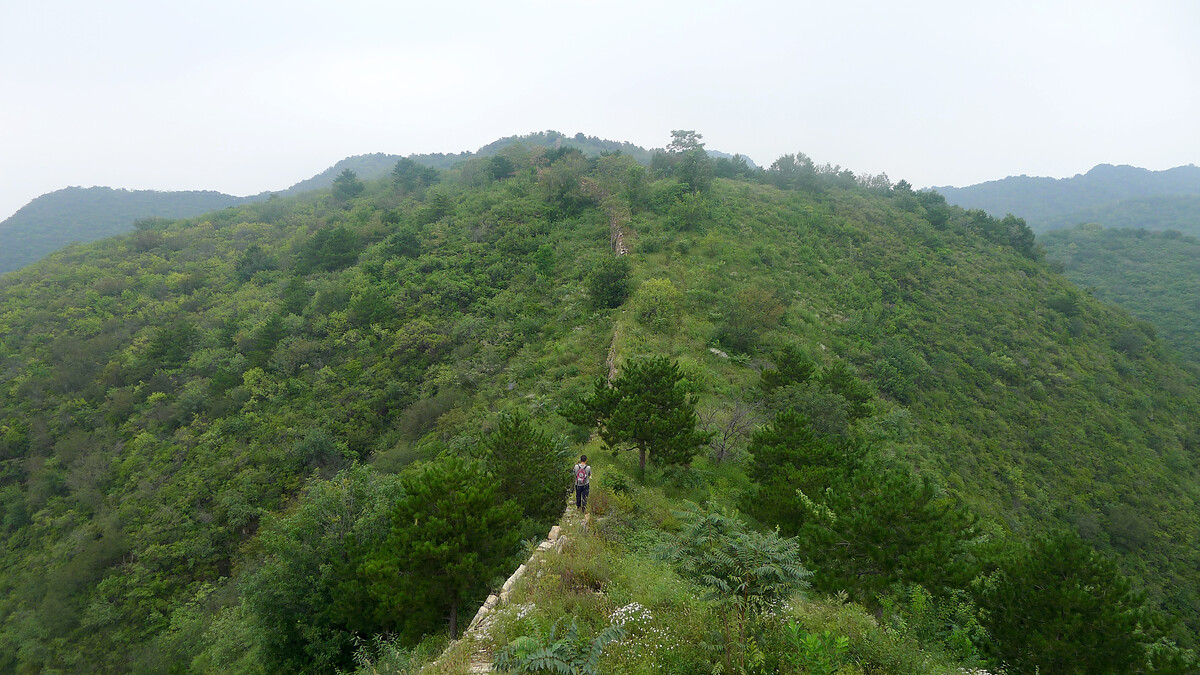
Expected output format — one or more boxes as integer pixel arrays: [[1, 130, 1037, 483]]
[[932, 163, 1200, 233], [0, 131, 755, 274]]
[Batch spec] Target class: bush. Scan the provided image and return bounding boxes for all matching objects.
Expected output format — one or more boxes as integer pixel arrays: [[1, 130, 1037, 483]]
[[588, 256, 632, 309], [631, 278, 682, 330]]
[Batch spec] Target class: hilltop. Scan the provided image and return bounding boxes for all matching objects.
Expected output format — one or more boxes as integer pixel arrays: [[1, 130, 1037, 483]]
[[0, 131, 756, 275], [0, 139, 1196, 672], [933, 163, 1200, 233]]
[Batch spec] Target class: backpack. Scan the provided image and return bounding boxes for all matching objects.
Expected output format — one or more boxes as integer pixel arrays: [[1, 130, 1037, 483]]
[[575, 464, 588, 486]]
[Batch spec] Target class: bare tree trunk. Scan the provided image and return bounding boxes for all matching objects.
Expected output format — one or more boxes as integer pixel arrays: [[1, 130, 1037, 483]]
[[450, 601, 458, 639]]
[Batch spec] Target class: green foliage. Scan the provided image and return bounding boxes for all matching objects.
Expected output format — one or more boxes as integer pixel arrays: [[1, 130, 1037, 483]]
[[295, 225, 362, 273], [493, 618, 626, 675], [1042, 224, 1200, 362], [972, 531, 1146, 674], [332, 168, 365, 202], [0, 186, 247, 274], [2, 134, 1200, 671], [761, 344, 818, 390], [631, 277, 682, 330], [235, 243, 278, 280], [565, 356, 710, 478], [391, 157, 441, 192], [360, 455, 521, 641], [717, 286, 785, 353], [661, 502, 811, 674], [880, 584, 987, 665], [484, 412, 570, 525], [242, 465, 403, 673], [587, 256, 631, 309], [800, 461, 975, 604], [781, 623, 850, 675], [744, 410, 860, 534]]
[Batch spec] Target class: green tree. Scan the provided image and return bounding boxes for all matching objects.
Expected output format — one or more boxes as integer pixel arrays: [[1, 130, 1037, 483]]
[[587, 256, 631, 309], [294, 226, 361, 274], [761, 344, 818, 391], [565, 356, 710, 479], [667, 130, 705, 154], [800, 462, 973, 604], [243, 465, 403, 673], [631, 277, 682, 330], [332, 169, 365, 202], [281, 276, 310, 315], [667, 131, 713, 193], [360, 455, 520, 641], [235, 243, 277, 281], [484, 412, 568, 525], [974, 532, 1146, 674], [718, 286, 785, 352], [744, 410, 860, 534], [392, 157, 439, 192]]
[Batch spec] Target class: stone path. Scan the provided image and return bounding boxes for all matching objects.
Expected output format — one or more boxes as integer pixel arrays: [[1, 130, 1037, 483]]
[[431, 502, 586, 674]]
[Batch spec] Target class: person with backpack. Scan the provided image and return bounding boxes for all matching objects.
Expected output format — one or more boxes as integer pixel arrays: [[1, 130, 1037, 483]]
[[572, 455, 592, 512]]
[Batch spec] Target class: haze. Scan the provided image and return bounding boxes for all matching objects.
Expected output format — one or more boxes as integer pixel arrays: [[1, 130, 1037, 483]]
[[1, 0, 1197, 222]]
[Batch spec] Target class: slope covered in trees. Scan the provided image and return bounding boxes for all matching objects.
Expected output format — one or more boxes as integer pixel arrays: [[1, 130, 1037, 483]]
[[934, 163, 1200, 233], [1042, 224, 1200, 364], [0, 187, 251, 274], [1, 132, 755, 276], [0, 139, 1197, 672]]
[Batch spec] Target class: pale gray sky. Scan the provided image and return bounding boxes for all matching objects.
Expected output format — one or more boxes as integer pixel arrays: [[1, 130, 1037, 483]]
[[2, 0, 1197, 221]]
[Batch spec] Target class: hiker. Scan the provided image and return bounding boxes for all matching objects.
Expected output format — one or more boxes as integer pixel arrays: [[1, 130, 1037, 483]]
[[572, 455, 592, 511]]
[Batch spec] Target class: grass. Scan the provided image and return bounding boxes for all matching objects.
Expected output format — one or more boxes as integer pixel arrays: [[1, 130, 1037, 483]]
[[425, 463, 972, 675]]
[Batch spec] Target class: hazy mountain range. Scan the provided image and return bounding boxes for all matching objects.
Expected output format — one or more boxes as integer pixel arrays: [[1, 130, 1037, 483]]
[[934, 163, 1200, 234]]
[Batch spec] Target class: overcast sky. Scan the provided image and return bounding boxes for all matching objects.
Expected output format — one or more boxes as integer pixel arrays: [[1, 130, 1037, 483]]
[[2, 0, 1197, 222]]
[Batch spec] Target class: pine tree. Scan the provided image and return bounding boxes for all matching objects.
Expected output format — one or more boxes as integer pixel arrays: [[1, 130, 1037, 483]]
[[484, 412, 568, 525], [360, 455, 520, 641], [800, 461, 973, 604], [744, 409, 860, 535], [332, 168, 365, 202], [565, 356, 710, 480], [974, 532, 1145, 674]]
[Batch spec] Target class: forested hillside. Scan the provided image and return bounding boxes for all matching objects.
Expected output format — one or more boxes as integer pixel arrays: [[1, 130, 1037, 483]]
[[0, 187, 251, 274], [1043, 224, 1200, 363], [934, 163, 1200, 233], [0, 132, 755, 277], [0, 139, 1196, 672]]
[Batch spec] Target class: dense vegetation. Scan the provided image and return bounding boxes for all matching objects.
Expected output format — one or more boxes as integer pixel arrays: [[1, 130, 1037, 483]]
[[0, 135, 1197, 672], [1042, 224, 1200, 364], [934, 163, 1200, 233], [0, 187, 250, 274], [1, 132, 752, 277]]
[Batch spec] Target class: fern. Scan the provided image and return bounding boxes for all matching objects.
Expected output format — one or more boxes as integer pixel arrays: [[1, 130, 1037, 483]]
[[658, 502, 812, 674], [492, 618, 626, 674]]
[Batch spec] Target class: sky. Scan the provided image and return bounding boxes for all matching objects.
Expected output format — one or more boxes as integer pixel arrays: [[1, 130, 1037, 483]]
[[1, 0, 1198, 222]]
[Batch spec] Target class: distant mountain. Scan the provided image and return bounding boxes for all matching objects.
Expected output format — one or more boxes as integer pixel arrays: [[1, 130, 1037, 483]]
[[0, 187, 252, 274], [1040, 194, 1200, 236], [933, 164, 1200, 233]]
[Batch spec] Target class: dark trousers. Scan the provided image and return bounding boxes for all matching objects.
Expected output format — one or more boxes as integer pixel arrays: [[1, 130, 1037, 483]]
[[575, 483, 590, 510]]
